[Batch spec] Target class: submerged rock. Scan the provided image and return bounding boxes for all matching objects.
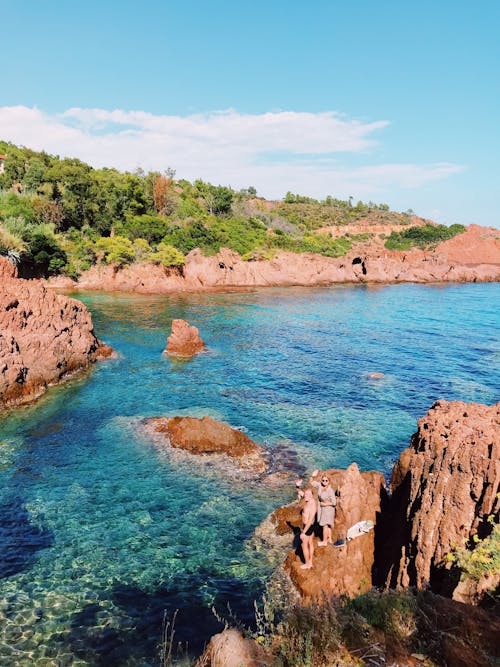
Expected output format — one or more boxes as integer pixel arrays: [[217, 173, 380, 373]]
[[143, 415, 268, 474], [368, 371, 385, 380], [0, 258, 115, 409], [164, 318, 205, 357]]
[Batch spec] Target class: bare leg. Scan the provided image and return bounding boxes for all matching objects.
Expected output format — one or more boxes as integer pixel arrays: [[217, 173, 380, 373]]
[[308, 535, 314, 567], [318, 525, 328, 546], [300, 535, 313, 568]]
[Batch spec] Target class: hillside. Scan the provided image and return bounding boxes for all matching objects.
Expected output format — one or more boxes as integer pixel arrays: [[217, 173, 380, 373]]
[[3, 140, 496, 289]]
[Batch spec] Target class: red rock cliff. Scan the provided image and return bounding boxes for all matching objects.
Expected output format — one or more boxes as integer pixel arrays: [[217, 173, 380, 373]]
[[274, 463, 385, 600], [55, 224, 500, 294], [378, 400, 499, 601], [0, 258, 113, 409]]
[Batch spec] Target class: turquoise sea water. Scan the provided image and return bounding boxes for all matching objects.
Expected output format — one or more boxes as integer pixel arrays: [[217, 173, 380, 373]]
[[0, 283, 498, 665]]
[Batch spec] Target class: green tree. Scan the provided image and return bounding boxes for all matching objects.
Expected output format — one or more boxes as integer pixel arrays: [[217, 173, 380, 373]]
[[116, 213, 171, 244], [95, 236, 135, 266], [194, 180, 233, 215], [162, 220, 219, 254], [149, 242, 185, 267], [23, 159, 47, 191]]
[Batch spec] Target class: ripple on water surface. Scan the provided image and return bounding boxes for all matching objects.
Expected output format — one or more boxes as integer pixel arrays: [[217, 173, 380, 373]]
[[0, 283, 498, 665]]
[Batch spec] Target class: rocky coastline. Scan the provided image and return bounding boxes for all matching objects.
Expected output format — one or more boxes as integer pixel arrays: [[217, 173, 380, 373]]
[[197, 399, 499, 666], [0, 257, 114, 410], [47, 224, 500, 294]]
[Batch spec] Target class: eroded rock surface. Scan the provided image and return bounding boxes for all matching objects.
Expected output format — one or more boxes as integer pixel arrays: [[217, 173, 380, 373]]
[[274, 463, 385, 600], [378, 399, 499, 601], [165, 318, 205, 357], [0, 257, 114, 409], [143, 415, 268, 474]]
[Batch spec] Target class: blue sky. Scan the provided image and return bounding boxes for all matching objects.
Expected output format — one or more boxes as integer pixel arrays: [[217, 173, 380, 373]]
[[1, 0, 499, 226]]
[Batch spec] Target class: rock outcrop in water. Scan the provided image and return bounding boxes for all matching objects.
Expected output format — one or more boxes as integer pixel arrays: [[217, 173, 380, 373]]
[[0, 257, 114, 409], [143, 415, 268, 474], [378, 399, 500, 602], [164, 318, 205, 357], [262, 400, 499, 604], [267, 463, 385, 600], [49, 224, 500, 293], [197, 400, 499, 666]]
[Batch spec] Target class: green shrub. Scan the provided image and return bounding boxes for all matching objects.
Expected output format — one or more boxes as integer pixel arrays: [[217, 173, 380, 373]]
[[455, 519, 500, 583], [132, 238, 152, 261], [0, 224, 26, 255], [0, 191, 36, 222], [22, 227, 67, 276], [350, 589, 417, 639], [275, 599, 342, 667], [115, 213, 171, 244], [1, 215, 36, 241], [149, 242, 185, 267], [95, 236, 135, 267], [384, 223, 466, 250], [209, 216, 268, 256], [270, 232, 352, 258], [162, 220, 219, 255]]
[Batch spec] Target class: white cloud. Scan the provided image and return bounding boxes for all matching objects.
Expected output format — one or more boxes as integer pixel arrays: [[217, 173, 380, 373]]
[[0, 105, 463, 201]]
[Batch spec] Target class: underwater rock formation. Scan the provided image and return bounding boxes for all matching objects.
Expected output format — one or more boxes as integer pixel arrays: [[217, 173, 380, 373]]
[[0, 257, 114, 409], [164, 318, 205, 357]]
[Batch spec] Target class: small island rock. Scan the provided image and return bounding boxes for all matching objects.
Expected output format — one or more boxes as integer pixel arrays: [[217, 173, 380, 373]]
[[144, 415, 268, 474], [164, 318, 205, 357]]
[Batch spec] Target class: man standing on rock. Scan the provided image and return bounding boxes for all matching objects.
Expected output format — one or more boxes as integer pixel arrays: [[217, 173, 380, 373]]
[[300, 488, 317, 569]]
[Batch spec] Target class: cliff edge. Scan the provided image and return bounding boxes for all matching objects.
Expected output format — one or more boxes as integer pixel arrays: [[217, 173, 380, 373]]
[[0, 258, 114, 409]]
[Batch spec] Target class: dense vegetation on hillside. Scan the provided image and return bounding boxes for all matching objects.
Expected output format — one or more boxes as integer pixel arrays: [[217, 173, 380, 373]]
[[0, 141, 465, 278], [384, 223, 466, 251]]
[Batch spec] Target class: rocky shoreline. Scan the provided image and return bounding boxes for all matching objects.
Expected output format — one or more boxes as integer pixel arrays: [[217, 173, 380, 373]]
[[0, 257, 114, 410], [47, 224, 500, 294], [197, 399, 499, 666]]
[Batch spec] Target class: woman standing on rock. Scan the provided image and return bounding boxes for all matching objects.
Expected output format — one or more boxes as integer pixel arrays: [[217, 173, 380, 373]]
[[299, 488, 317, 569], [310, 470, 336, 546]]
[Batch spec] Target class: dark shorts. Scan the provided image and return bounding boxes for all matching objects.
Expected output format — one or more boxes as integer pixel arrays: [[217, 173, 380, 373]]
[[304, 524, 314, 536]]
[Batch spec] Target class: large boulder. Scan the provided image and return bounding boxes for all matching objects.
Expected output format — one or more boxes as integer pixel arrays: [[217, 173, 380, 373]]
[[143, 415, 268, 474], [378, 400, 499, 601], [164, 318, 205, 357], [276, 463, 385, 600], [0, 258, 114, 409]]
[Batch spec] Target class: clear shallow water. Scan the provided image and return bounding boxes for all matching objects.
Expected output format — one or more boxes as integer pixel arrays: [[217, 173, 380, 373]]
[[0, 283, 498, 665]]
